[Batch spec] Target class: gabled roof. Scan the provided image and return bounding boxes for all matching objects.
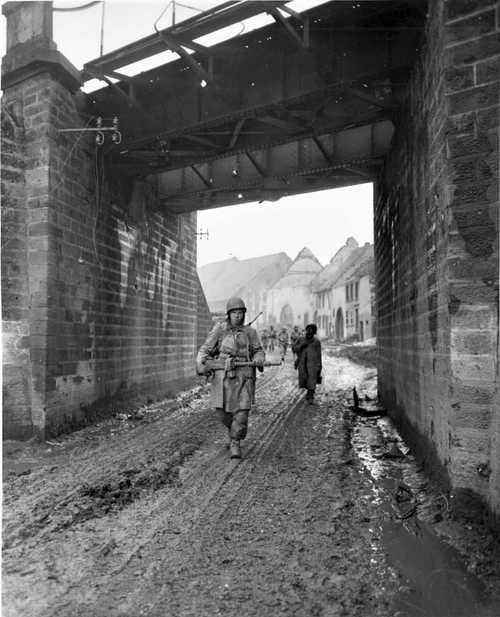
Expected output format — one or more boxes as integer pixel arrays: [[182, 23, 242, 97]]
[[312, 237, 359, 292], [235, 254, 292, 295], [198, 252, 291, 306], [312, 243, 374, 292], [271, 247, 323, 289]]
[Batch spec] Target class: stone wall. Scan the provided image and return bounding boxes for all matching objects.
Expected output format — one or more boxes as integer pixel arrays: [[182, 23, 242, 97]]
[[1, 66, 211, 439], [196, 276, 213, 350], [375, 0, 499, 517], [1, 98, 32, 439]]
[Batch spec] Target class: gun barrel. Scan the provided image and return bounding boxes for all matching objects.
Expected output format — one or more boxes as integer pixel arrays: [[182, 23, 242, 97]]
[[206, 360, 282, 370]]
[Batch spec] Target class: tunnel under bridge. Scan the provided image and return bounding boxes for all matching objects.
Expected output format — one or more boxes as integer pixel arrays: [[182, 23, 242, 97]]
[[1, 0, 499, 520]]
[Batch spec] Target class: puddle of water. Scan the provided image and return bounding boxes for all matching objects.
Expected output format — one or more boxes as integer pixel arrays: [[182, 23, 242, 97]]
[[383, 517, 499, 617], [3, 460, 34, 480], [350, 401, 500, 617]]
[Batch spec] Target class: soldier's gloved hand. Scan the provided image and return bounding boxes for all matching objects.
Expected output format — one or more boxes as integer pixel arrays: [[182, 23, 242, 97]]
[[254, 359, 265, 373], [197, 363, 211, 376]]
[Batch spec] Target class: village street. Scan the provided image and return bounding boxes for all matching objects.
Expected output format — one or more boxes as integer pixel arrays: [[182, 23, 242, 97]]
[[3, 346, 500, 617]]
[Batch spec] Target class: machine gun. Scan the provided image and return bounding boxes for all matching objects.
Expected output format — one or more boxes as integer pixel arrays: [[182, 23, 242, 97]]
[[205, 358, 282, 372], [201, 358, 282, 378]]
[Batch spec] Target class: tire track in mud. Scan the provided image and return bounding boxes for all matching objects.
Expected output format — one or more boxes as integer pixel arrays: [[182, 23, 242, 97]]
[[3, 365, 285, 551], [134, 390, 396, 617], [83, 370, 305, 617], [3, 364, 299, 617], [107, 389, 382, 617]]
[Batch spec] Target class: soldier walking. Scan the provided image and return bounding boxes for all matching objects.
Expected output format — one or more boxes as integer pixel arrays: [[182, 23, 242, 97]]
[[290, 325, 301, 362], [268, 325, 277, 352], [292, 323, 322, 404], [196, 297, 265, 459], [261, 328, 269, 352], [277, 327, 289, 360]]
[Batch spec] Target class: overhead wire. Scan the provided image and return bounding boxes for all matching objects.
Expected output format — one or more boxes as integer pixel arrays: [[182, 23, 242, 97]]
[[53, 1, 102, 12], [51, 115, 96, 196], [93, 143, 105, 272]]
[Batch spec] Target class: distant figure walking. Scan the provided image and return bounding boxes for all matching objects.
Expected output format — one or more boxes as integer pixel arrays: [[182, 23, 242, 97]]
[[292, 323, 322, 404], [277, 327, 289, 360], [261, 328, 269, 351], [268, 325, 277, 353], [290, 325, 301, 361]]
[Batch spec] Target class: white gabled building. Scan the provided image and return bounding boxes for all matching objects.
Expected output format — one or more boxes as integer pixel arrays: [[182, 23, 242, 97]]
[[311, 237, 359, 338], [198, 253, 291, 317], [266, 247, 323, 328], [311, 239, 375, 341]]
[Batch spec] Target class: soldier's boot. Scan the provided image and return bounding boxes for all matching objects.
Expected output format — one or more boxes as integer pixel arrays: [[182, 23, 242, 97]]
[[230, 439, 242, 459]]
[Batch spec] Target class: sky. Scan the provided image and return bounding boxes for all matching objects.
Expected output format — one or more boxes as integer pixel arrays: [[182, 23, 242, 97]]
[[1, 1, 374, 268], [196, 183, 374, 267]]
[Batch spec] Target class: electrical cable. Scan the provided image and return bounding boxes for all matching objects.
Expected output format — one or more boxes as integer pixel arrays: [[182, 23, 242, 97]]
[[93, 144, 105, 271], [175, 2, 204, 14], [53, 1, 101, 12], [51, 115, 96, 196], [153, 1, 173, 32]]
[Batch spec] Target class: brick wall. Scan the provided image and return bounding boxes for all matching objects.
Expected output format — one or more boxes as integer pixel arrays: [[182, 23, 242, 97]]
[[375, 0, 499, 517], [196, 276, 213, 351], [2, 73, 59, 439], [1, 98, 32, 439], [445, 0, 499, 517], [2, 67, 212, 439]]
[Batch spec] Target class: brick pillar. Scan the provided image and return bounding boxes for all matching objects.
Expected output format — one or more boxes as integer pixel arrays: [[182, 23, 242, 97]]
[[1, 1, 81, 439], [444, 0, 500, 517]]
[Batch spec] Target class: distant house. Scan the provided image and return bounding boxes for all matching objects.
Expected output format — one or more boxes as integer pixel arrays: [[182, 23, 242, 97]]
[[197, 253, 291, 318], [311, 237, 359, 338], [198, 241, 375, 340], [343, 255, 375, 341], [267, 247, 323, 328], [311, 239, 375, 341]]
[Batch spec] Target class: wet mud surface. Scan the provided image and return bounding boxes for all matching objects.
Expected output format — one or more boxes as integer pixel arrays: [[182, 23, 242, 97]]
[[3, 347, 500, 617]]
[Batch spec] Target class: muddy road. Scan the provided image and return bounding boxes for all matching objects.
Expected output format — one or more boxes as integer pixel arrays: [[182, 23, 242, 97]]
[[3, 348, 500, 617]]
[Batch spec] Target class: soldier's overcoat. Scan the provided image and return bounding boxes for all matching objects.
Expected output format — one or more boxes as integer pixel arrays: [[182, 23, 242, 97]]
[[197, 321, 265, 412], [292, 335, 322, 390]]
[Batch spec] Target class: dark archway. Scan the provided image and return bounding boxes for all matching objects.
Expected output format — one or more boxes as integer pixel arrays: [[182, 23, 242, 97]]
[[335, 308, 344, 342], [280, 304, 293, 326]]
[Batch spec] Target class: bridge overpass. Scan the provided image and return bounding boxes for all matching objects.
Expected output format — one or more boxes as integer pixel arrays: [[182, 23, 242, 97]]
[[1, 0, 499, 519]]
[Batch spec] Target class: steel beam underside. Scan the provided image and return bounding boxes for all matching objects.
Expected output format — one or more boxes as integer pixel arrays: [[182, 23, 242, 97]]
[[158, 120, 391, 213], [83, 1, 424, 211]]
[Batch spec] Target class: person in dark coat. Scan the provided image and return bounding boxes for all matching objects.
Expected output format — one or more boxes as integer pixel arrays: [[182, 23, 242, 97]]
[[277, 327, 289, 360], [292, 323, 322, 403], [290, 325, 301, 361], [268, 325, 277, 352]]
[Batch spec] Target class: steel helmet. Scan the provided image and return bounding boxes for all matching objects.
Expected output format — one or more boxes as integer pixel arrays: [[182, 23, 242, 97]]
[[226, 296, 246, 313]]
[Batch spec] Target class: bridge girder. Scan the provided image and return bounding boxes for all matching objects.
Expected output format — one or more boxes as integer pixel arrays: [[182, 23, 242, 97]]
[[85, 0, 425, 211]]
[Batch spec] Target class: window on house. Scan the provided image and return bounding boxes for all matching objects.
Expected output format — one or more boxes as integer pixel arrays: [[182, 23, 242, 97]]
[[355, 282, 359, 300]]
